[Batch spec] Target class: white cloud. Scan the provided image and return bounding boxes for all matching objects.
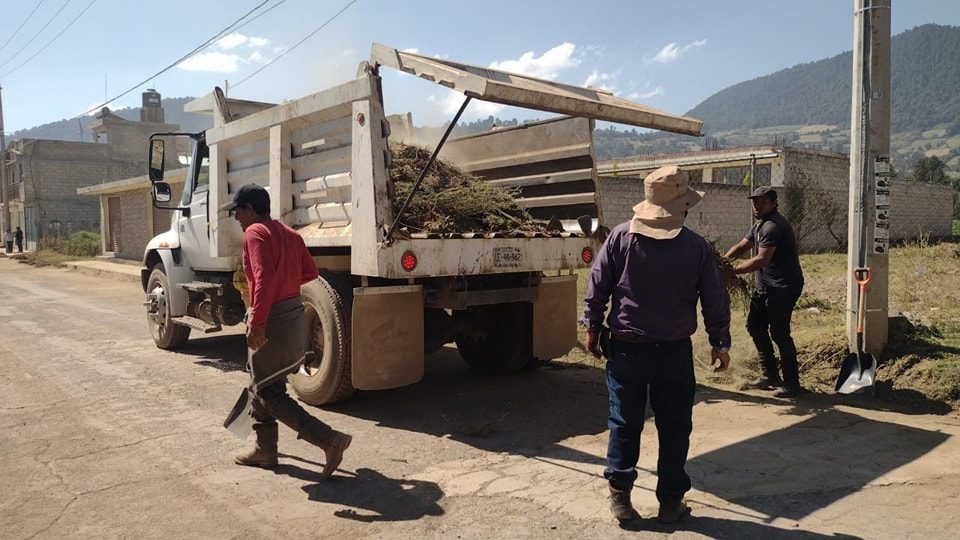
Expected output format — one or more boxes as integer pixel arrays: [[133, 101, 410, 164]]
[[217, 33, 248, 50], [429, 92, 504, 118], [402, 47, 419, 54], [489, 42, 580, 80], [178, 33, 273, 73], [583, 70, 619, 93], [178, 52, 243, 73], [628, 85, 665, 100], [644, 39, 707, 64]]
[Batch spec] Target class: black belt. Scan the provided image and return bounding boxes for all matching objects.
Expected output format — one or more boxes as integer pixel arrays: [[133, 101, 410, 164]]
[[611, 332, 661, 344]]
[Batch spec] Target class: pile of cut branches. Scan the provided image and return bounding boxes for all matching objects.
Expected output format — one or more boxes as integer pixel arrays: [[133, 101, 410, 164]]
[[389, 143, 542, 233]]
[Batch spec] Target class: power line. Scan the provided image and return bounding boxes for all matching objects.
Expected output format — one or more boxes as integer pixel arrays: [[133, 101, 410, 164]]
[[0, 0, 46, 55], [75, 0, 272, 118], [232, 0, 358, 89], [0, 0, 96, 79], [0, 0, 71, 72]]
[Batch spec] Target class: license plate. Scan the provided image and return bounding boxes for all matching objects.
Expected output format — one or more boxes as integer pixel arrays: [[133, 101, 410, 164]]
[[494, 247, 522, 267]]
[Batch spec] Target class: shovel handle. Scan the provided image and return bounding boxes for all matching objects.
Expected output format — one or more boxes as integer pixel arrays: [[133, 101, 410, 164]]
[[855, 267, 870, 333]]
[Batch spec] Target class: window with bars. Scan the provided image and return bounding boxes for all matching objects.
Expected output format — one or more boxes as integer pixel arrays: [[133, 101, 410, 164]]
[[712, 164, 772, 186]]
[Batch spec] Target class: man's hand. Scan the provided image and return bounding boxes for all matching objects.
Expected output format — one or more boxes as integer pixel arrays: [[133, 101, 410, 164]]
[[247, 327, 268, 351], [711, 348, 730, 372], [586, 329, 602, 359]]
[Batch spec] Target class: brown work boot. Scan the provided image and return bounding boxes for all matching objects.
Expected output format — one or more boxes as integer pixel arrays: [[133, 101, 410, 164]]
[[657, 498, 691, 524], [320, 431, 353, 479], [609, 486, 640, 522], [234, 423, 278, 468], [743, 375, 783, 391]]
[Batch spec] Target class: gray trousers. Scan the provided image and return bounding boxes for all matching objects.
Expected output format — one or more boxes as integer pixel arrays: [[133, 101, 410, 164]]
[[247, 296, 331, 443]]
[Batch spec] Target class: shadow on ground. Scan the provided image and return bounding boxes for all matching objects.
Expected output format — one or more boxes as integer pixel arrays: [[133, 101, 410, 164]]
[[175, 334, 247, 373], [176, 340, 952, 529]]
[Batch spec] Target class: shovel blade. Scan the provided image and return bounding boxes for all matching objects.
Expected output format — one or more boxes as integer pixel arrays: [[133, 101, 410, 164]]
[[223, 388, 255, 439], [835, 353, 877, 395]]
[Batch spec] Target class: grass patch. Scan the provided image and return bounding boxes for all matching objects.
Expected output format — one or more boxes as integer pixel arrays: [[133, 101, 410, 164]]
[[16, 250, 86, 267]]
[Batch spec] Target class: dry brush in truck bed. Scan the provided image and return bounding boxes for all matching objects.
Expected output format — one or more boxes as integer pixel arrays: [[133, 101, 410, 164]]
[[388, 143, 543, 234]]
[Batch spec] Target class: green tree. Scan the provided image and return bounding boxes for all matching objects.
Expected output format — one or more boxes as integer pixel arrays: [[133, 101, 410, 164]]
[[908, 155, 949, 184]]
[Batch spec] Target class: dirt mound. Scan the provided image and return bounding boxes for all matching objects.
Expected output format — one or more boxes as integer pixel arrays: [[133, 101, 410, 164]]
[[389, 144, 542, 234]]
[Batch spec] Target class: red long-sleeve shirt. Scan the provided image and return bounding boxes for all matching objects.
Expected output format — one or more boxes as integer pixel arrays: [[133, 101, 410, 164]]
[[242, 220, 318, 330]]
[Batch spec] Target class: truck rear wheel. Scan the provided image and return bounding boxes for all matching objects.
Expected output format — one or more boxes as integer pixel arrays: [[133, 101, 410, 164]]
[[145, 264, 191, 349], [455, 303, 533, 375], [290, 276, 355, 405]]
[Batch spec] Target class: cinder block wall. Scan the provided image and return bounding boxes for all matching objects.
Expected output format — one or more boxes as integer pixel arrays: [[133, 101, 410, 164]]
[[889, 180, 954, 239], [781, 150, 850, 252], [113, 182, 185, 261], [597, 175, 752, 248]]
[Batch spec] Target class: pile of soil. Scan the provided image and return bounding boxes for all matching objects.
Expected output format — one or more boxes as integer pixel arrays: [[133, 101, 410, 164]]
[[388, 144, 542, 234]]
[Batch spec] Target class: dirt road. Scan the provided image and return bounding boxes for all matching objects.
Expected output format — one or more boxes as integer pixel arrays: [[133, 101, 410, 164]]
[[1, 258, 958, 539]]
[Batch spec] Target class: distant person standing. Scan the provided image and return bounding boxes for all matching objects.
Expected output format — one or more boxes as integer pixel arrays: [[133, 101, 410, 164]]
[[4, 229, 13, 253], [724, 186, 805, 398], [14, 226, 23, 253]]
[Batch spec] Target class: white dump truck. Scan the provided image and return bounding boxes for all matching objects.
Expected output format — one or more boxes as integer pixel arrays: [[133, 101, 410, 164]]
[[141, 44, 703, 404]]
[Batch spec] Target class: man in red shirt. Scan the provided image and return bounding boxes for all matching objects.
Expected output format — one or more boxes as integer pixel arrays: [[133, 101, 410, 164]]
[[223, 183, 351, 477]]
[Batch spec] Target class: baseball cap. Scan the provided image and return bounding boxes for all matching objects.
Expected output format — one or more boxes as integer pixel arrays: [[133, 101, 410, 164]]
[[220, 183, 270, 213], [747, 186, 777, 201]]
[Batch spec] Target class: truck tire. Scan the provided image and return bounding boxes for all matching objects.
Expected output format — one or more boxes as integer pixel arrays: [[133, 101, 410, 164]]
[[455, 303, 533, 375], [146, 264, 191, 349], [290, 276, 355, 405]]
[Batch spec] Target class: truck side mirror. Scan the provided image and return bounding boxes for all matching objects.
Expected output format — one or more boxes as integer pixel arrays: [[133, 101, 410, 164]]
[[152, 182, 172, 203], [149, 139, 165, 182]]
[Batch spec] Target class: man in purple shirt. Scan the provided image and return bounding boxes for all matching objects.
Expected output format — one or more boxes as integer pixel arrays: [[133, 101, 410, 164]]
[[582, 165, 731, 525]]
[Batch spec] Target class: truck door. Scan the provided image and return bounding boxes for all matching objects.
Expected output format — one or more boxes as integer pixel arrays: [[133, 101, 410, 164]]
[[178, 141, 224, 271]]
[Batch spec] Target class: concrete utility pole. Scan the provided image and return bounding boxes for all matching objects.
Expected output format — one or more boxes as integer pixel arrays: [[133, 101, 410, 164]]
[[847, 0, 891, 355], [0, 84, 10, 233]]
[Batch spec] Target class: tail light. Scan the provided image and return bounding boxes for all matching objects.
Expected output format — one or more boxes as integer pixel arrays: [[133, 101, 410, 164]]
[[581, 247, 594, 264], [401, 251, 418, 272]]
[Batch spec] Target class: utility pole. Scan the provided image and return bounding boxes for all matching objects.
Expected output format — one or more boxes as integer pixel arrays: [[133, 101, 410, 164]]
[[0, 84, 10, 234], [847, 0, 891, 355]]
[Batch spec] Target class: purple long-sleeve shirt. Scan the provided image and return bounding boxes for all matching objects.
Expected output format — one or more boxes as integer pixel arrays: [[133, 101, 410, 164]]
[[582, 223, 731, 349]]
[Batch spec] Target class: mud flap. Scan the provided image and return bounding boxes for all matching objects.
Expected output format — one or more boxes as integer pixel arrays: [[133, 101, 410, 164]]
[[352, 285, 425, 390], [532, 275, 578, 360]]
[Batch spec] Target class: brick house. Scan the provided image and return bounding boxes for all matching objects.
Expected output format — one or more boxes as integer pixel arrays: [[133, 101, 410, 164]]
[[1, 90, 178, 250]]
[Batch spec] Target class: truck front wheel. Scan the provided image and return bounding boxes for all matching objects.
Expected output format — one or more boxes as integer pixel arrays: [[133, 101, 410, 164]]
[[290, 277, 356, 405], [145, 264, 191, 349], [455, 303, 533, 375]]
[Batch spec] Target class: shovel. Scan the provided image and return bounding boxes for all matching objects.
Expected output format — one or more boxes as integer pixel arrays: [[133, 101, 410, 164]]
[[835, 267, 878, 395]]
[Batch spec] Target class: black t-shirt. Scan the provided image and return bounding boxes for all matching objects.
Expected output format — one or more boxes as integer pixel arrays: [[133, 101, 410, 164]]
[[745, 210, 804, 291]]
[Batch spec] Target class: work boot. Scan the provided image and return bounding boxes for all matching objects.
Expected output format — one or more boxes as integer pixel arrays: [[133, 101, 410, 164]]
[[773, 384, 802, 399], [297, 419, 352, 479], [609, 486, 640, 522], [657, 498, 691, 524], [234, 422, 278, 468], [320, 431, 353, 479], [743, 375, 783, 391]]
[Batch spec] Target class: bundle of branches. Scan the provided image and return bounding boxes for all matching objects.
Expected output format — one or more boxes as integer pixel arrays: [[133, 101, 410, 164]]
[[389, 143, 542, 233], [713, 250, 753, 306]]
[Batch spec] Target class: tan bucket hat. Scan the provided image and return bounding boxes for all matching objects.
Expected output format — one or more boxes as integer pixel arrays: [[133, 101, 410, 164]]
[[628, 165, 704, 240]]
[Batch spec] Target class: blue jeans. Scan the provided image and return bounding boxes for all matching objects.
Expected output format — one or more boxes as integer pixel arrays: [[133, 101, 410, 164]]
[[604, 338, 696, 503]]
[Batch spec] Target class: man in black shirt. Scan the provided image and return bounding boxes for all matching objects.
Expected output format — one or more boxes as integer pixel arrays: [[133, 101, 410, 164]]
[[725, 186, 805, 398]]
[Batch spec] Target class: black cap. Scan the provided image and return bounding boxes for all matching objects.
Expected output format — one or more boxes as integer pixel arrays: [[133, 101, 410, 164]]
[[747, 186, 777, 201], [221, 183, 270, 214]]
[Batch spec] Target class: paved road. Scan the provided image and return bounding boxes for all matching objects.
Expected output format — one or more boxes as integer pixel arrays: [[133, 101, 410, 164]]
[[1, 258, 958, 539]]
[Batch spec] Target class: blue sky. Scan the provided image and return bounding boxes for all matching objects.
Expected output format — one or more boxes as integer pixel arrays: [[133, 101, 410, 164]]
[[1, 0, 958, 133]]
